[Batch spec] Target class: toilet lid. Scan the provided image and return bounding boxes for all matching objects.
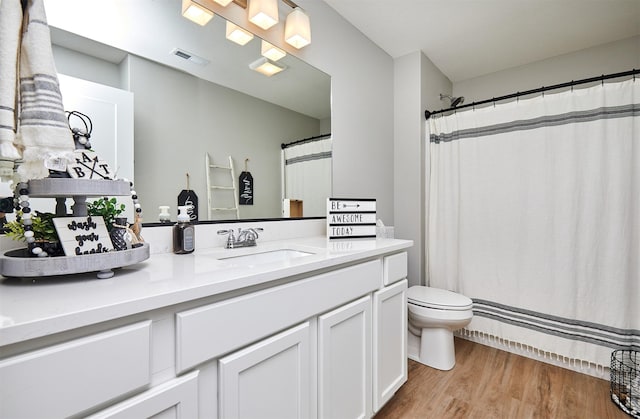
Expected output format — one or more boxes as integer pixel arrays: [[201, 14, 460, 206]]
[[407, 286, 473, 310]]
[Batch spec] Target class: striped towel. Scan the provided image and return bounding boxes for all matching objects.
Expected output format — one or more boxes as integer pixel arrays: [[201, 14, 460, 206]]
[[0, 0, 24, 162], [16, 0, 74, 180]]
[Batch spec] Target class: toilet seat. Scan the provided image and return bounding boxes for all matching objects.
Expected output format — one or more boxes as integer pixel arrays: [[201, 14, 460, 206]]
[[407, 286, 473, 311]]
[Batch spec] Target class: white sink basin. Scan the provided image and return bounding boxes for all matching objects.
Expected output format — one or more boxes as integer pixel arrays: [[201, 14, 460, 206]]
[[218, 249, 314, 266]]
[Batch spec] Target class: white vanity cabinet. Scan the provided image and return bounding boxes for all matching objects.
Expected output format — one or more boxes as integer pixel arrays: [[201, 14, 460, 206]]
[[177, 259, 382, 419], [0, 241, 411, 419]]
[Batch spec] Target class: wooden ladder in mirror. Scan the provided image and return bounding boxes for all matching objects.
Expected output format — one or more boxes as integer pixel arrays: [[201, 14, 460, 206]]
[[205, 153, 240, 220]]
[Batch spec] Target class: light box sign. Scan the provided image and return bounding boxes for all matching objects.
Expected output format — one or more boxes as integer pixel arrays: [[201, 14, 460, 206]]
[[327, 198, 376, 240]]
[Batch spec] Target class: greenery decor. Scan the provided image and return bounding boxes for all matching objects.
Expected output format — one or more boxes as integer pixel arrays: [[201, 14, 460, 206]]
[[87, 197, 126, 232], [4, 211, 59, 243]]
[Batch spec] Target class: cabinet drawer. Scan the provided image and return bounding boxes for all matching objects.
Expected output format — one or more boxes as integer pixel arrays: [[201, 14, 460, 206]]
[[383, 252, 407, 285], [0, 321, 151, 419], [176, 259, 382, 372]]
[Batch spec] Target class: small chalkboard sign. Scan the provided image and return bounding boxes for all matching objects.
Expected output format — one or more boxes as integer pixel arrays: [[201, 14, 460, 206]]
[[53, 216, 113, 256], [178, 173, 198, 222], [326, 198, 376, 240], [178, 190, 198, 222], [239, 171, 253, 205]]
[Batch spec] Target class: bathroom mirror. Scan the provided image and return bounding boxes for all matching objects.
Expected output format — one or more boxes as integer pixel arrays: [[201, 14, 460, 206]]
[[11, 0, 331, 223]]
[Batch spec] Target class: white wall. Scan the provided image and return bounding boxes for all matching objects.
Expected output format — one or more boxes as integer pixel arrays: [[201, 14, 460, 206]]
[[393, 53, 422, 286], [52, 45, 122, 88], [454, 35, 640, 102], [394, 52, 451, 286], [298, 1, 395, 224]]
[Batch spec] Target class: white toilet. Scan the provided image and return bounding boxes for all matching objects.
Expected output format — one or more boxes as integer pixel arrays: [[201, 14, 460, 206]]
[[407, 286, 473, 371]]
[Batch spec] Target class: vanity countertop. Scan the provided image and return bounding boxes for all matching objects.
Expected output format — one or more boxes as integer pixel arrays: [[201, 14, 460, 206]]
[[0, 237, 412, 347]]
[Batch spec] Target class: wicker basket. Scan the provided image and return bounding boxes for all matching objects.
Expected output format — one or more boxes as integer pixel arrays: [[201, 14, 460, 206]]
[[611, 349, 639, 418]]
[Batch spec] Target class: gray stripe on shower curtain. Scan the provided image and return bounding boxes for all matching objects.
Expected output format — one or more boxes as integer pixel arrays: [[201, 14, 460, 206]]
[[285, 151, 332, 165], [472, 299, 640, 351], [430, 104, 640, 144]]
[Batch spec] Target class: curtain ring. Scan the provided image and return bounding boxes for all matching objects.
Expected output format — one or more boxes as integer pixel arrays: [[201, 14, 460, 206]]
[[601, 75, 605, 86], [542, 87, 545, 98], [571, 81, 574, 92]]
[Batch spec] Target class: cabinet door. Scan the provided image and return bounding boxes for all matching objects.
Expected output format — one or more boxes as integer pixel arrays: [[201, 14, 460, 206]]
[[219, 322, 311, 419], [86, 371, 199, 419], [318, 295, 372, 419], [373, 279, 408, 412]]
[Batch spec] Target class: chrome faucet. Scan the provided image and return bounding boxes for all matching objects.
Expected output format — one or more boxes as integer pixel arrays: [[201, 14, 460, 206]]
[[217, 227, 264, 249]]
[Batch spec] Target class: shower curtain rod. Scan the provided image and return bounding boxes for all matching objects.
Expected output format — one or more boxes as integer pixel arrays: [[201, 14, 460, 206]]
[[424, 68, 639, 120], [281, 133, 331, 149]]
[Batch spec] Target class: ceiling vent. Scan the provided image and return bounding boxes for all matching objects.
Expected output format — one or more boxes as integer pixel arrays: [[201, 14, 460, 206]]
[[171, 48, 210, 66]]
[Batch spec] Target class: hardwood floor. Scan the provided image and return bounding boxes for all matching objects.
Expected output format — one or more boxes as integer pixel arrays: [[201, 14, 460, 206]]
[[375, 338, 627, 419]]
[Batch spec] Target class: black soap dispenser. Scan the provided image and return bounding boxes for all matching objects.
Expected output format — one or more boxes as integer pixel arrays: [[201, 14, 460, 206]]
[[173, 205, 194, 254]]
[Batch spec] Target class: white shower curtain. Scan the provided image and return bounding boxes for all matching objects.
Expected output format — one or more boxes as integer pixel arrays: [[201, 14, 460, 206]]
[[427, 79, 639, 368], [282, 136, 332, 217]]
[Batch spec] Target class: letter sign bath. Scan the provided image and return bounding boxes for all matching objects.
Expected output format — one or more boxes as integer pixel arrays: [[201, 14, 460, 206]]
[[67, 150, 114, 179]]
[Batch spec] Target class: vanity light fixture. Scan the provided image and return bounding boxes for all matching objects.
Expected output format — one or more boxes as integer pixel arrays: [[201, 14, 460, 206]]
[[249, 57, 286, 77], [181, 0, 214, 26], [284, 6, 311, 49], [261, 40, 286, 61], [248, 0, 279, 30], [226, 21, 254, 45], [181, 0, 311, 49]]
